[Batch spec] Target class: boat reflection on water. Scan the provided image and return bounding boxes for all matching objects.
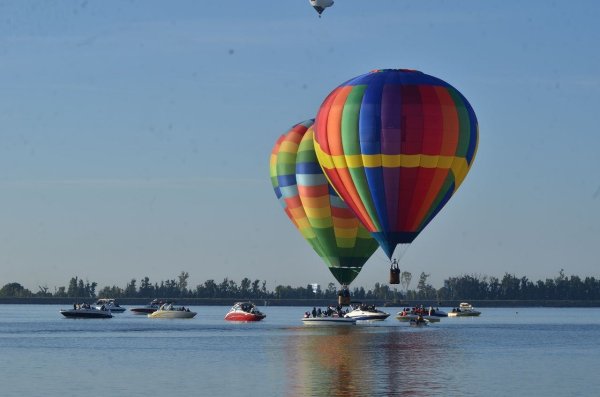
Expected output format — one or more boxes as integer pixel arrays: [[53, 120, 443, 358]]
[[286, 326, 452, 396], [287, 327, 363, 397]]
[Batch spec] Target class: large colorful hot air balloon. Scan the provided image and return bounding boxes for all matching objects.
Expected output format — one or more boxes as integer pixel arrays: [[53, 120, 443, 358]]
[[313, 69, 478, 262], [270, 120, 379, 285]]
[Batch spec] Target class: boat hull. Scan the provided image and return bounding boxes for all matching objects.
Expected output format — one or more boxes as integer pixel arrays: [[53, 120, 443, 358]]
[[130, 307, 158, 315], [448, 311, 481, 317], [346, 313, 390, 321], [60, 309, 112, 319], [148, 311, 197, 319], [396, 314, 440, 322], [97, 306, 126, 313], [302, 317, 356, 326], [225, 312, 266, 322]]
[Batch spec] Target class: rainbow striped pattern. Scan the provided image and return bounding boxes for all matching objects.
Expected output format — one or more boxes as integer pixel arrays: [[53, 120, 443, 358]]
[[314, 69, 478, 258], [270, 120, 378, 285]]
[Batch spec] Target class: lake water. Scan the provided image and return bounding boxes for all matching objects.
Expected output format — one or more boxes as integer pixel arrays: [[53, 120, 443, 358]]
[[1, 305, 599, 396]]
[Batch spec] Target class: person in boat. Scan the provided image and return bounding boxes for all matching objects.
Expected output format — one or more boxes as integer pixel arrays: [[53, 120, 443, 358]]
[[312, 307, 317, 318]]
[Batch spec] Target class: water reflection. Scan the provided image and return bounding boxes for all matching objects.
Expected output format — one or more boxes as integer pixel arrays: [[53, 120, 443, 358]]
[[286, 325, 455, 396]]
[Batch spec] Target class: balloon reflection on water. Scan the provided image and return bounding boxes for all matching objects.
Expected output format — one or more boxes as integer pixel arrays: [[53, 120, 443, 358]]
[[285, 326, 455, 397]]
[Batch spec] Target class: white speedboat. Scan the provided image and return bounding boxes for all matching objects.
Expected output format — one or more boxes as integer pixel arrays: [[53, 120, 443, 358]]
[[147, 303, 197, 319], [448, 302, 481, 317], [94, 299, 126, 313], [345, 304, 390, 321], [60, 304, 112, 319], [302, 316, 356, 326]]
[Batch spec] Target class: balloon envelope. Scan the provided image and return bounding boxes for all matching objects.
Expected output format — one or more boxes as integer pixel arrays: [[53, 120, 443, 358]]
[[270, 120, 378, 285], [313, 69, 478, 259]]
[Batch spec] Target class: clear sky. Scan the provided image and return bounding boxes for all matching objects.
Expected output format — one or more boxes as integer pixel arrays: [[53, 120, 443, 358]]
[[1, 1, 599, 292]]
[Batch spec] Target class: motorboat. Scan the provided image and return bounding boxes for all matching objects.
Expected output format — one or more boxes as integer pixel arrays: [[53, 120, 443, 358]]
[[396, 308, 441, 322], [426, 307, 448, 317], [60, 304, 112, 319], [396, 313, 440, 322], [224, 302, 266, 322], [448, 302, 481, 317], [409, 318, 429, 327], [130, 299, 165, 315], [302, 316, 356, 326], [344, 304, 390, 321], [147, 303, 197, 319], [94, 299, 126, 313]]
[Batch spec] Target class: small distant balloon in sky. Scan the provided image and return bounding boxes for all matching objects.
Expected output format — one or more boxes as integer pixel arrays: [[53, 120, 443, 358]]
[[309, 0, 334, 17]]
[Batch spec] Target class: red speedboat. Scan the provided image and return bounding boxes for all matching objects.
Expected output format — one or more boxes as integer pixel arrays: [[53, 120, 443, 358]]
[[224, 302, 266, 322]]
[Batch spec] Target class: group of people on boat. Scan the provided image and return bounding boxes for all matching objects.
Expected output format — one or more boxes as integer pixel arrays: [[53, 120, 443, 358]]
[[354, 303, 378, 312], [73, 303, 109, 311], [399, 305, 441, 317], [305, 305, 349, 319], [162, 303, 191, 312], [411, 314, 427, 325], [451, 306, 469, 313]]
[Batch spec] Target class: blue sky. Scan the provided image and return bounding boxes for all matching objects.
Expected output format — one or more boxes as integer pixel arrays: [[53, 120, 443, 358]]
[[0, 1, 598, 292]]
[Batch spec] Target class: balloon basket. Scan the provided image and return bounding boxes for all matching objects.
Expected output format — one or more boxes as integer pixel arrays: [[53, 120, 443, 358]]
[[389, 265, 400, 285], [338, 295, 351, 306]]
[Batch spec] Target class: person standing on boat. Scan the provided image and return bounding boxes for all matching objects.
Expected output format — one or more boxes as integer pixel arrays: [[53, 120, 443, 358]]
[[312, 307, 317, 318]]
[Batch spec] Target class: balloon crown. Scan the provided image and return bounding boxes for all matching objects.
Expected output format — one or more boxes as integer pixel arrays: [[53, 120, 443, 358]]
[[370, 68, 421, 73]]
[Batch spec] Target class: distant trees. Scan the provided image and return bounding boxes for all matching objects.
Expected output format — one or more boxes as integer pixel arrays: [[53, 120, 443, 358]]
[[66, 277, 97, 298], [437, 270, 600, 301], [1, 269, 599, 301], [0, 282, 32, 297]]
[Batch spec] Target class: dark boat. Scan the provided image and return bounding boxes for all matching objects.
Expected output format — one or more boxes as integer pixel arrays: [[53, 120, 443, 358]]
[[130, 299, 165, 315], [60, 305, 112, 319]]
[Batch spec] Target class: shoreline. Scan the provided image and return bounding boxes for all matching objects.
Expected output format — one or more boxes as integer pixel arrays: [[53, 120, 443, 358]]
[[2, 297, 600, 307]]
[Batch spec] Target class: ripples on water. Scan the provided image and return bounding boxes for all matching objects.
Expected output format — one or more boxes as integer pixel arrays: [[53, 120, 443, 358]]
[[1, 305, 600, 397]]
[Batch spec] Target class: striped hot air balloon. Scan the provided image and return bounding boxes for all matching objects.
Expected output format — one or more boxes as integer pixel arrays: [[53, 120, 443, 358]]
[[270, 120, 378, 285], [313, 69, 478, 261]]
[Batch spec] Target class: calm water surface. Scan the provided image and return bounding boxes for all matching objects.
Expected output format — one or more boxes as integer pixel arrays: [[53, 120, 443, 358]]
[[1, 305, 599, 396]]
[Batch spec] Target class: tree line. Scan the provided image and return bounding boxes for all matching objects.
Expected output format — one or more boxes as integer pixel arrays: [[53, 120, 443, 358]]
[[1, 269, 599, 301]]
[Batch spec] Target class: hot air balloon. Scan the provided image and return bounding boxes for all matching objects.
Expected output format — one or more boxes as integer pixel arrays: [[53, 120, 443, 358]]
[[270, 120, 379, 292], [309, 0, 334, 17], [313, 69, 478, 281]]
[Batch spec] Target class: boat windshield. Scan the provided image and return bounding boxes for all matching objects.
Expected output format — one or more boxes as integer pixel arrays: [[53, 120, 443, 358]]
[[232, 302, 255, 312]]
